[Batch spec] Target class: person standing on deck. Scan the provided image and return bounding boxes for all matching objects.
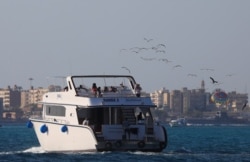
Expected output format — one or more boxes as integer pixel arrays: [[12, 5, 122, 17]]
[[123, 118, 130, 140]]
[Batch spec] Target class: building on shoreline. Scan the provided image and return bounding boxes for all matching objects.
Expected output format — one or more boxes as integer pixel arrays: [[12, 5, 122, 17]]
[[0, 85, 52, 120], [150, 80, 249, 121], [0, 81, 248, 122]]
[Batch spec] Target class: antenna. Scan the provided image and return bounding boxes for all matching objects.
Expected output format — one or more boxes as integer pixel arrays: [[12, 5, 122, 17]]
[[103, 72, 106, 86]]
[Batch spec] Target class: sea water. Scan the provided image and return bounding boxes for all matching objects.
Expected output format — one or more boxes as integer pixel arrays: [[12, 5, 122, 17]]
[[1, 123, 250, 162]]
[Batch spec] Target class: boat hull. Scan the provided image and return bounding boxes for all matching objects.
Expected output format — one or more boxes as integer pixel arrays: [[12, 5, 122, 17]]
[[30, 119, 167, 152], [31, 120, 97, 152]]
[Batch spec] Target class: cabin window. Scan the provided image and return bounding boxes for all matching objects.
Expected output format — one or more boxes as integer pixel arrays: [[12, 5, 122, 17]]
[[45, 105, 66, 116]]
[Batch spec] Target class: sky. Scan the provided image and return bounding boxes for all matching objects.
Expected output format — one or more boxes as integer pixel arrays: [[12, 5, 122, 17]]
[[0, 0, 250, 94]]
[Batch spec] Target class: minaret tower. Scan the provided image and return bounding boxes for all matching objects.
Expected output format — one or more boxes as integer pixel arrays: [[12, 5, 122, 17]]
[[201, 80, 205, 90]]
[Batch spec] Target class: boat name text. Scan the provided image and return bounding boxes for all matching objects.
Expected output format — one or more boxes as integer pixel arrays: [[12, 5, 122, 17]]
[[103, 98, 119, 102]]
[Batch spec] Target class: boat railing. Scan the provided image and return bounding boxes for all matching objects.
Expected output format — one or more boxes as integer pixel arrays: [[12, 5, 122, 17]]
[[30, 116, 62, 123], [29, 115, 43, 120], [76, 86, 138, 98], [36, 117, 69, 124]]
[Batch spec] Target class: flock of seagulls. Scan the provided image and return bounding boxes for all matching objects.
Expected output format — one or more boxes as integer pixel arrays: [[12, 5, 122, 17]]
[[120, 38, 239, 82], [120, 37, 181, 70], [120, 38, 248, 110], [120, 38, 232, 81]]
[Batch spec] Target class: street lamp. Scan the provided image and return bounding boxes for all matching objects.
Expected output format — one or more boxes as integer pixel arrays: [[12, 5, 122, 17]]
[[29, 78, 33, 90], [28, 78, 35, 111]]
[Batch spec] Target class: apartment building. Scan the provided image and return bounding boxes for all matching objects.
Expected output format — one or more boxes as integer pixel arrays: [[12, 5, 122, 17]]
[[0, 85, 21, 111], [150, 80, 248, 116], [182, 87, 191, 114], [29, 87, 49, 105], [0, 85, 50, 119], [150, 88, 169, 108], [227, 91, 248, 112], [170, 90, 183, 113]]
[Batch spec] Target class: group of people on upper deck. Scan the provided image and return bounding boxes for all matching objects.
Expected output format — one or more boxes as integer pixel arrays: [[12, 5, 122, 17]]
[[91, 82, 142, 97]]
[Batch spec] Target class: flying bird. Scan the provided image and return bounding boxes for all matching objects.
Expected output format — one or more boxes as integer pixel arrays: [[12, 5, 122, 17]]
[[226, 73, 235, 77], [140, 57, 156, 61], [242, 101, 248, 110], [187, 74, 197, 77], [210, 77, 218, 84], [157, 44, 166, 48], [121, 66, 131, 73], [173, 65, 182, 69], [144, 38, 153, 42], [155, 50, 166, 54], [120, 49, 127, 53], [200, 68, 214, 71], [132, 50, 140, 54], [158, 58, 172, 63]]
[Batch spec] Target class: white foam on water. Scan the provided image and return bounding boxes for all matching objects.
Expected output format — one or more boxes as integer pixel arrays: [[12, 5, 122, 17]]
[[0, 151, 16, 155], [22, 146, 46, 154], [0, 147, 45, 155], [129, 151, 167, 156]]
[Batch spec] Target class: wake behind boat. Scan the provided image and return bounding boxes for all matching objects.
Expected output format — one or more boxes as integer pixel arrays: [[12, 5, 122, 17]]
[[27, 75, 167, 152], [169, 118, 187, 127]]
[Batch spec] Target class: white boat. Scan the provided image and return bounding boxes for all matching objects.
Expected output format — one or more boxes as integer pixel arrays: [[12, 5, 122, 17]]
[[169, 118, 187, 127], [27, 75, 167, 152]]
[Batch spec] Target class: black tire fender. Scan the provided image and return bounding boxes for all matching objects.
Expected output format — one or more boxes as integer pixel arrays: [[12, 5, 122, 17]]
[[115, 140, 122, 148], [159, 142, 166, 149], [137, 141, 145, 148], [105, 142, 112, 150]]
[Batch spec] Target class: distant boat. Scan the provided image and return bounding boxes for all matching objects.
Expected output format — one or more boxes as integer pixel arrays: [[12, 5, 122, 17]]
[[184, 110, 250, 126], [169, 118, 187, 127], [28, 75, 167, 152]]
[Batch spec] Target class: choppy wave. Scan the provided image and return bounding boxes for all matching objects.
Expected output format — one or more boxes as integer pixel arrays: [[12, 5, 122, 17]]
[[1, 124, 250, 161], [0, 147, 44, 155], [1, 148, 250, 161], [186, 123, 250, 127]]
